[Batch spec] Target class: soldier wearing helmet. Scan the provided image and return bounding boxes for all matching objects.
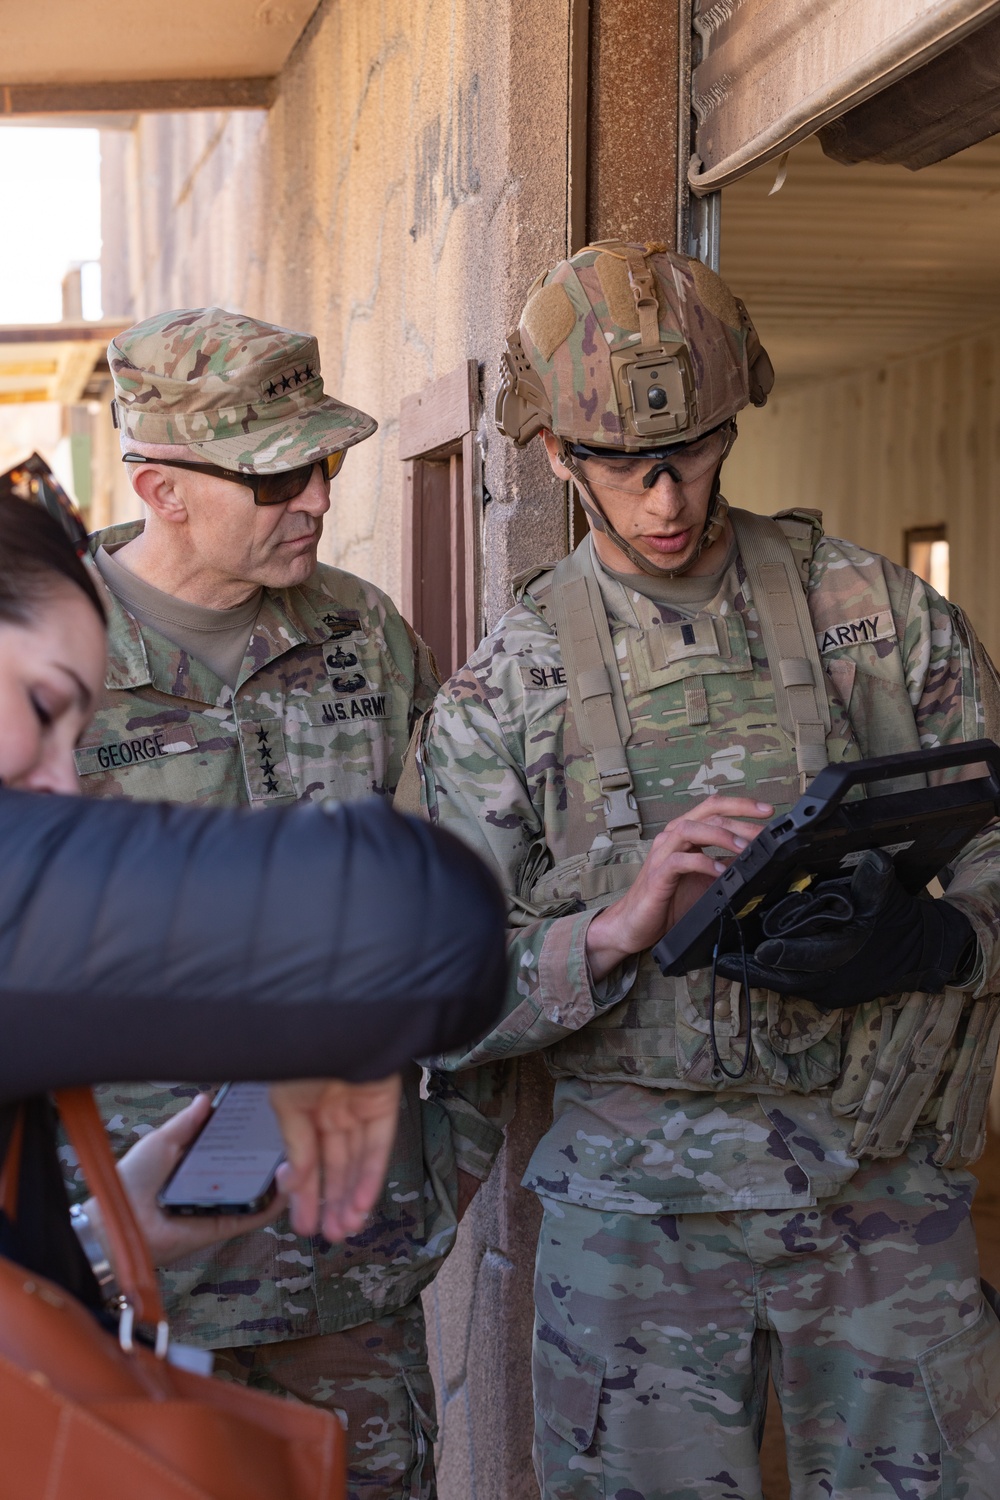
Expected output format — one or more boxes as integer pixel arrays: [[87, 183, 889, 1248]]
[[403, 244, 1000, 1496], [495, 237, 773, 579]]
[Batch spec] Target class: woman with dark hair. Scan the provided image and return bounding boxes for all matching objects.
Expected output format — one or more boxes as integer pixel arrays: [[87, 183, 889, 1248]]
[[0, 491, 505, 1303]]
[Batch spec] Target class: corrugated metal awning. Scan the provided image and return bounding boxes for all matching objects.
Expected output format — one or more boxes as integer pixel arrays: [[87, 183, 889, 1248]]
[[691, 0, 1000, 195], [818, 11, 1000, 168]]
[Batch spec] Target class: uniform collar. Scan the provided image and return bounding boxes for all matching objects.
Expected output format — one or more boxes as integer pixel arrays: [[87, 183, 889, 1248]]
[[589, 534, 740, 628], [88, 520, 343, 700], [87, 522, 153, 692]]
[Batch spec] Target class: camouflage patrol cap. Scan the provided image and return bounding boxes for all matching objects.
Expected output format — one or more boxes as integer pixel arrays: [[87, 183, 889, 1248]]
[[496, 242, 773, 451], [109, 307, 377, 473]]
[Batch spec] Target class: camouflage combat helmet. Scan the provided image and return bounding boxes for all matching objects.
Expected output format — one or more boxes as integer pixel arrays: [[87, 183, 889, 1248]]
[[495, 241, 773, 575], [109, 307, 377, 474]]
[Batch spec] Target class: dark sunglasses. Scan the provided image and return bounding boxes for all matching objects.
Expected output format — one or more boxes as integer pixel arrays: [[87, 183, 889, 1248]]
[[121, 449, 346, 506], [0, 452, 90, 556]]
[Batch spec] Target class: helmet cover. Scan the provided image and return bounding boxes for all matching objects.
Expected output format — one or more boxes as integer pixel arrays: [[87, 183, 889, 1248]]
[[496, 242, 773, 451]]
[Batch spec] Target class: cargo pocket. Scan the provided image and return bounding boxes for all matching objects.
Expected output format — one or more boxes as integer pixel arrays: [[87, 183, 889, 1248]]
[[919, 1294, 1000, 1454], [532, 1316, 605, 1499], [673, 970, 746, 1085], [401, 1367, 438, 1500], [765, 991, 843, 1092]]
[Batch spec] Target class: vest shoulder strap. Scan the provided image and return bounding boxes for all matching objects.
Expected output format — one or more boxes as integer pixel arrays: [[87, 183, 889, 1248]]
[[773, 507, 824, 588], [729, 507, 831, 792], [511, 561, 560, 603], [550, 544, 641, 842]]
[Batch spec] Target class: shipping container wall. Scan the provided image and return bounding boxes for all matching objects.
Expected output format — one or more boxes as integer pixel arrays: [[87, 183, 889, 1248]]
[[725, 322, 1000, 658]]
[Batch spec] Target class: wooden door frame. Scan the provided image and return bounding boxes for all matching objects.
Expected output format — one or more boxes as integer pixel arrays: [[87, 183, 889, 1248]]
[[399, 359, 481, 677]]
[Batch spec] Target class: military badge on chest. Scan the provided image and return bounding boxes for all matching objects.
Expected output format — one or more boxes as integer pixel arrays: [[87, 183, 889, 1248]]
[[320, 614, 389, 722], [321, 613, 367, 684], [322, 609, 363, 641], [239, 721, 295, 801]]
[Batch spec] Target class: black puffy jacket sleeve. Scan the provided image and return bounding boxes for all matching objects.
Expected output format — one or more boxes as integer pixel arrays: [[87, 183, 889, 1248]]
[[0, 789, 506, 1102]]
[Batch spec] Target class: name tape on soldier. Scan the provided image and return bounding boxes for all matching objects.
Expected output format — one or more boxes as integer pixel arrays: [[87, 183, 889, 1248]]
[[75, 725, 199, 775], [816, 611, 895, 654], [519, 661, 568, 691]]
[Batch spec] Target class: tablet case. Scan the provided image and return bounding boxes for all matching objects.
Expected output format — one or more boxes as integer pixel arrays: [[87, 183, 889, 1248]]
[[652, 740, 1000, 977]]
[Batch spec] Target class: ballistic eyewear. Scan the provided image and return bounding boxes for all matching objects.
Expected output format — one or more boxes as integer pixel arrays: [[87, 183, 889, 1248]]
[[565, 423, 732, 494], [121, 449, 346, 506]]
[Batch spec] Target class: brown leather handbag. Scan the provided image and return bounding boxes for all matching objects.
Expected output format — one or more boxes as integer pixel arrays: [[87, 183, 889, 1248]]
[[0, 1087, 345, 1500]]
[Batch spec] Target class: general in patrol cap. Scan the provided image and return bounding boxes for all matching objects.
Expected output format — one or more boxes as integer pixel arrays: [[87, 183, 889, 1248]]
[[109, 307, 377, 474]]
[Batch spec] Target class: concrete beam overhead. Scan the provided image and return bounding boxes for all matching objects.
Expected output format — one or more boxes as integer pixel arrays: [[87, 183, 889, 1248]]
[[0, 0, 316, 89], [0, 79, 277, 116]]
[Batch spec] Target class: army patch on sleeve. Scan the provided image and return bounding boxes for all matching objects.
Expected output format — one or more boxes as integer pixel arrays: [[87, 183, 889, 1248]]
[[816, 611, 895, 653]]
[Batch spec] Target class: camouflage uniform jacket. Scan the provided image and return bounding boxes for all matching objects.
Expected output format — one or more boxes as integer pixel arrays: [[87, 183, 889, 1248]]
[[66, 520, 504, 1349], [412, 521, 1000, 1216]]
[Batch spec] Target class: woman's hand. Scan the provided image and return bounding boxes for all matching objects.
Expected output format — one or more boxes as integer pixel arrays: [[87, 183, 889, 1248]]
[[83, 1093, 284, 1270], [585, 794, 773, 982], [269, 1075, 402, 1243]]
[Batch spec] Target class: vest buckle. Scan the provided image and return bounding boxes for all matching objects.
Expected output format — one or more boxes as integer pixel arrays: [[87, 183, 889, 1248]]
[[602, 782, 640, 834]]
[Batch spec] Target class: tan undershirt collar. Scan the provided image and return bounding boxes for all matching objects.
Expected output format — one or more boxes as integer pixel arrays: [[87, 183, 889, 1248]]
[[95, 544, 263, 689]]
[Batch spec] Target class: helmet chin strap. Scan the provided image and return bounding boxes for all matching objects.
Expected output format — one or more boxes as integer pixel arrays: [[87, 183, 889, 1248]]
[[560, 439, 733, 580]]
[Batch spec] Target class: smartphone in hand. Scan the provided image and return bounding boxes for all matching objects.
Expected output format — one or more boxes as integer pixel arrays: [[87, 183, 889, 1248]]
[[157, 1082, 286, 1216]]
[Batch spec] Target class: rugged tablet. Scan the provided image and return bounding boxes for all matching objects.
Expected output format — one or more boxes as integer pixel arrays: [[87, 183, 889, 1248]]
[[652, 740, 1000, 978]]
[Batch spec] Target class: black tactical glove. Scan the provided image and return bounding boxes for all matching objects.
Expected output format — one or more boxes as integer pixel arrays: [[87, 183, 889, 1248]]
[[715, 849, 978, 1012]]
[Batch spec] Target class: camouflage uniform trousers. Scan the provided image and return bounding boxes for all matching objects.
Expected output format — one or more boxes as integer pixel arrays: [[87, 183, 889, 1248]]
[[212, 1295, 437, 1500], [531, 1140, 1000, 1500]]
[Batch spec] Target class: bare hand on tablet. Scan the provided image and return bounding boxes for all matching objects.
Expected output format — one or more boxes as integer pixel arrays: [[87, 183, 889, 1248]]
[[83, 1094, 285, 1269], [269, 1075, 403, 1242], [585, 794, 773, 983]]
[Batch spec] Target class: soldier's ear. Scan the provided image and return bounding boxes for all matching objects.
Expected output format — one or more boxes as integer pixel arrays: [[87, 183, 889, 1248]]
[[128, 463, 190, 524], [541, 429, 572, 483]]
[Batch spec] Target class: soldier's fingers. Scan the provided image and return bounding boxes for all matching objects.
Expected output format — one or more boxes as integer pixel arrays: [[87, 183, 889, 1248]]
[[655, 851, 726, 887], [700, 816, 770, 839], [689, 795, 772, 819], [653, 806, 769, 852], [652, 816, 750, 858]]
